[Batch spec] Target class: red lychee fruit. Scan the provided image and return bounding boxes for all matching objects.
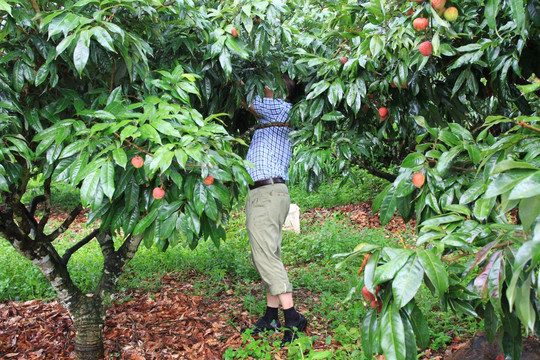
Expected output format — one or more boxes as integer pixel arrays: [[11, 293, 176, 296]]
[[378, 107, 389, 120], [152, 187, 165, 199], [204, 175, 214, 186], [419, 41, 433, 56], [413, 17, 429, 31], [131, 156, 144, 168], [362, 286, 376, 302], [444, 7, 458, 21], [412, 173, 425, 187], [340, 56, 348, 64], [231, 27, 238, 37], [431, 0, 446, 10]]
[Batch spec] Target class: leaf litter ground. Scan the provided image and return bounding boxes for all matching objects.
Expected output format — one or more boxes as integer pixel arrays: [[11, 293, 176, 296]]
[[1, 203, 537, 359]]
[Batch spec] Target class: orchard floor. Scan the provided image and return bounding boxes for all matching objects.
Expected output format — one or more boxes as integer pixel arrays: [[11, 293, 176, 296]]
[[1, 203, 536, 359], [0, 273, 465, 360]]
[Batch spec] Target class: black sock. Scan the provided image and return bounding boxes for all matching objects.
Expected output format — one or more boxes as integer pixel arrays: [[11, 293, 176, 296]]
[[283, 306, 299, 324], [263, 306, 279, 322]]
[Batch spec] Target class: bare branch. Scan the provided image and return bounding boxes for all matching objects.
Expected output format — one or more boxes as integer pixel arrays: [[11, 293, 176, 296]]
[[42, 204, 83, 242], [61, 229, 99, 265], [37, 178, 52, 232], [29, 194, 46, 216]]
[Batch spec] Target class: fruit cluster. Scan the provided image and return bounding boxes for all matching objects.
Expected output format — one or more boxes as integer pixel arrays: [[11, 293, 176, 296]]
[[411, 0, 459, 57], [130, 155, 215, 200], [362, 285, 382, 313]]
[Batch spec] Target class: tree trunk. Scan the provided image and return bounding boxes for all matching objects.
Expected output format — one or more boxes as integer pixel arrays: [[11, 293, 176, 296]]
[[71, 296, 106, 360]]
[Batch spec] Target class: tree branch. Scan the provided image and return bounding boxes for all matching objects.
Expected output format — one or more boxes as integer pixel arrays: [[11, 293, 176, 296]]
[[30, 0, 40, 13], [29, 194, 46, 216], [61, 229, 99, 265], [239, 122, 290, 139], [96, 233, 143, 304], [42, 204, 83, 242], [38, 177, 52, 233]]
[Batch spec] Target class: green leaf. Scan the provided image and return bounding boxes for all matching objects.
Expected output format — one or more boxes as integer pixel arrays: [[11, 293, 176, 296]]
[[401, 153, 426, 168], [473, 196, 496, 221], [56, 33, 76, 56], [219, 49, 232, 78], [112, 147, 127, 168], [485, 169, 536, 198], [225, 37, 249, 60], [507, 239, 540, 311], [0, 0, 12, 15], [519, 196, 540, 232], [134, 207, 158, 235], [380, 303, 406, 360], [12, 60, 25, 93], [485, 0, 500, 29], [100, 161, 115, 200], [124, 179, 139, 212], [484, 302, 498, 343], [420, 214, 464, 227], [400, 312, 418, 360], [372, 183, 392, 212], [92, 26, 116, 52], [80, 170, 100, 208], [508, 171, 540, 199], [364, 250, 380, 294], [459, 180, 487, 205], [369, 35, 384, 58], [492, 160, 538, 174], [73, 35, 90, 76], [380, 191, 397, 225], [436, 147, 461, 176], [361, 309, 379, 358], [0, 173, 9, 191], [192, 180, 208, 216], [35, 64, 49, 87], [417, 249, 448, 296], [374, 252, 410, 285], [442, 204, 471, 216], [403, 301, 430, 349], [509, 0, 525, 34], [515, 276, 535, 333], [392, 253, 424, 309]]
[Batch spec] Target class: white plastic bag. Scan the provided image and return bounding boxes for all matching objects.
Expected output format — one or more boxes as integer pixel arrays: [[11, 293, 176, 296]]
[[283, 204, 300, 234]]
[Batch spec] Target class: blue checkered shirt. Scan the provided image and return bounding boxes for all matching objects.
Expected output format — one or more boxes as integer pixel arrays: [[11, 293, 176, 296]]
[[246, 96, 292, 181]]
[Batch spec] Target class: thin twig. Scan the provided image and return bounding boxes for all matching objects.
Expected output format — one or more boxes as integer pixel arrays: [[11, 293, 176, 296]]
[[517, 121, 540, 134], [442, 241, 513, 263], [113, 132, 153, 156], [156, 1, 175, 9]]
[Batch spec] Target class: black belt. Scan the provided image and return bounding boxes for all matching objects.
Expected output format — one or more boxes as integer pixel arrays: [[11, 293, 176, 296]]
[[249, 177, 286, 190]]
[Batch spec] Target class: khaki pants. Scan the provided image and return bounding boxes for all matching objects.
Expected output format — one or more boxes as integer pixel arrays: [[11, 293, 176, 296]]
[[246, 183, 292, 296]]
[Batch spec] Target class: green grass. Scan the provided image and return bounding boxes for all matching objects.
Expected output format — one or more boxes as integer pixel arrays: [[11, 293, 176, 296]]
[[0, 172, 481, 359]]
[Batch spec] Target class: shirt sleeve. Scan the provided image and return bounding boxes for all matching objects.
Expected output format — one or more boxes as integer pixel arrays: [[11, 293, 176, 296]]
[[252, 96, 286, 123]]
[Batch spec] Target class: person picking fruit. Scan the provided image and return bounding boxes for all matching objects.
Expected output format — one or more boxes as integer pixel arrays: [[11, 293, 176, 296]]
[[240, 73, 307, 348]]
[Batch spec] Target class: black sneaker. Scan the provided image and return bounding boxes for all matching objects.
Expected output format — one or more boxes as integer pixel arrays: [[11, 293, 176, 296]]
[[280, 313, 307, 347], [241, 317, 281, 334]]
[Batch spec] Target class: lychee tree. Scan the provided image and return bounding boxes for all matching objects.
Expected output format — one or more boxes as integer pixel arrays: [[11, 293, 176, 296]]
[[0, 1, 253, 359]]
